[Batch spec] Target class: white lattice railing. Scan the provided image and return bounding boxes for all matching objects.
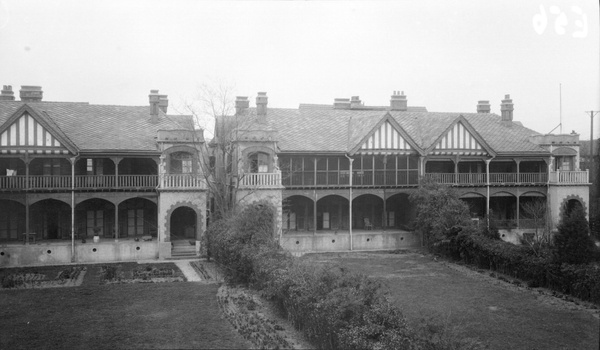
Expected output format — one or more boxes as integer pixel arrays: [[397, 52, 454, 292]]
[[549, 170, 588, 184], [160, 174, 205, 189], [240, 172, 281, 187]]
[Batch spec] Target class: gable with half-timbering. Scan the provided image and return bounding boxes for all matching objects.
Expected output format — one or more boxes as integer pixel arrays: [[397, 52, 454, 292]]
[[358, 120, 416, 155], [0, 112, 71, 155], [431, 121, 488, 155]]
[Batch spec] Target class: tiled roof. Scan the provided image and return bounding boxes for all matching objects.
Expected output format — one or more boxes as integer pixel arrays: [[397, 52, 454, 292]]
[[253, 105, 548, 156], [0, 101, 194, 153]]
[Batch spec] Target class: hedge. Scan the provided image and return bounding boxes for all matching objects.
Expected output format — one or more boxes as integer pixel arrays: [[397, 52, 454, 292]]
[[437, 230, 600, 304], [205, 200, 484, 350]]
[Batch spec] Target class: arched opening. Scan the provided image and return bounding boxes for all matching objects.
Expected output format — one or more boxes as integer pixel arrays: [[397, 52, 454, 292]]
[[248, 152, 270, 173], [385, 193, 415, 230], [170, 206, 197, 240], [283, 195, 314, 232], [75, 198, 115, 239], [490, 192, 517, 229], [170, 152, 194, 174], [353, 194, 383, 230], [519, 193, 547, 229], [0, 200, 25, 241], [118, 198, 157, 238], [30, 199, 71, 240], [460, 193, 486, 218], [565, 199, 583, 216], [316, 195, 349, 231]]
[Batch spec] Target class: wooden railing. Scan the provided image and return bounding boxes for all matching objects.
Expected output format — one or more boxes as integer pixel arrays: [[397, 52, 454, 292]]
[[549, 170, 588, 184], [160, 174, 205, 189], [519, 173, 548, 183], [0, 174, 202, 191], [239, 173, 281, 188]]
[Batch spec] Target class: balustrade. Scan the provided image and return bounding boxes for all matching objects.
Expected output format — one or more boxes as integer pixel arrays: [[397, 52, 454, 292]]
[[239, 172, 281, 187]]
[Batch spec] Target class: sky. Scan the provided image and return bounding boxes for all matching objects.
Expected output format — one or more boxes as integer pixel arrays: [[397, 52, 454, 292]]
[[0, 0, 598, 140]]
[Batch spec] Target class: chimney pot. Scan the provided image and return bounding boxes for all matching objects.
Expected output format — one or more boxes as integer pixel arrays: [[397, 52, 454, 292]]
[[500, 94, 514, 122], [256, 92, 268, 123], [0, 85, 15, 101], [390, 90, 407, 111], [19, 85, 43, 102], [477, 100, 491, 113]]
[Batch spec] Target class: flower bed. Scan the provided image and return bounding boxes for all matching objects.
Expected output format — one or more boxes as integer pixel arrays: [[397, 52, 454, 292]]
[[0, 266, 86, 289], [100, 263, 185, 284]]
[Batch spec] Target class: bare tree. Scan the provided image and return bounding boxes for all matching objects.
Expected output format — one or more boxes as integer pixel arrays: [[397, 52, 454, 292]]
[[521, 199, 552, 255], [173, 79, 257, 222]]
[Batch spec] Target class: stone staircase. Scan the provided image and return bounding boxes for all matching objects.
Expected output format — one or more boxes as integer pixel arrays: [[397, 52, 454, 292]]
[[170, 240, 197, 259]]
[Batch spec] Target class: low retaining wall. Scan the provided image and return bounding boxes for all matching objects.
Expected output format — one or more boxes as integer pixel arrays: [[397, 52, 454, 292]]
[[280, 231, 420, 254], [0, 240, 158, 268]]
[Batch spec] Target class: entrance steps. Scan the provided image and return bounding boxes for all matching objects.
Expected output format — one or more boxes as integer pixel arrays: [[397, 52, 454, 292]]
[[170, 240, 197, 259]]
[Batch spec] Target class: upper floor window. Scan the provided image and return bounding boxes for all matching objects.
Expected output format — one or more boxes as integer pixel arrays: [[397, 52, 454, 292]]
[[249, 152, 269, 173], [170, 152, 193, 174], [86, 158, 104, 175]]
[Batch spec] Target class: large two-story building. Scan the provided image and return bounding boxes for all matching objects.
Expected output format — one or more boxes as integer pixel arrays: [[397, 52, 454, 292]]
[[0, 85, 591, 266], [0, 86, 206, 267], [227, 91, 590, 252]]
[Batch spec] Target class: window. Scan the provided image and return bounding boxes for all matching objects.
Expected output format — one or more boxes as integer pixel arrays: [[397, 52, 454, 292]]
[[43, 159, 63, 176], [85, 159, 104, 175], [86, 210, 103, 237], [170, 152, 193, 174], [127, 209, 144, 236], [249, 152, 269, 173]]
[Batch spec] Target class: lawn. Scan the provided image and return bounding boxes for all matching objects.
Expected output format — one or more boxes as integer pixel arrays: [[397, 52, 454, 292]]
[[304, 250, 600, 350], [0, 264, 250, 349]]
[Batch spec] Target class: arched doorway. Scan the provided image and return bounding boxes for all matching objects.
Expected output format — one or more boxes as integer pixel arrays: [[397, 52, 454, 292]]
[[316, 195, 349, 231], [30, 199, 71, 240], [0, 200, 26, 241], [385, 193, 415, 230], [170, 206, 197, 240], [75, 198, 115, 239], [283, 195, 314, 232], [353, 194, 383, 230], [565, 199, 583, 216], [118, 198, 157, 238]]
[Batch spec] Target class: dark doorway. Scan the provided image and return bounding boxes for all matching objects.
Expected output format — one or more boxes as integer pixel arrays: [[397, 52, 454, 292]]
[[170, 206, 197, 240]]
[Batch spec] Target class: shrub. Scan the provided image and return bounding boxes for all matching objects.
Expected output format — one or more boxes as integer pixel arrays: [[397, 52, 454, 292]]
[[410, 178, 473, 247], [206, 201, 482, 349], [553, 206, 596, 265]]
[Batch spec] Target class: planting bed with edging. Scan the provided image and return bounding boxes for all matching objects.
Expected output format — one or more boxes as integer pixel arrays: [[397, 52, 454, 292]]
[[0, 266, 86, 289]]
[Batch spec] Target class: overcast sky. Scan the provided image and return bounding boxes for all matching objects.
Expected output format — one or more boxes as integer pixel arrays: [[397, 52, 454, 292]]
[[1, 0, 598, 140]]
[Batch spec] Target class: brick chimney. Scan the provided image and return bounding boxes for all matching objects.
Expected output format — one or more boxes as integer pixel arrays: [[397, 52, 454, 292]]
[[158, 94, 168, 114], [477, 100, 491, 113], [256, 92, 268, 123], [0, 85, 15, 101], [19, 86, 43, 102], [333, 98, 351, 109], [500, 94, 514, 121], [235, 96, 249, 115], [350, 96, 362, 109], [149, 90, 160, 123], [390, 91, 407, 111]]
